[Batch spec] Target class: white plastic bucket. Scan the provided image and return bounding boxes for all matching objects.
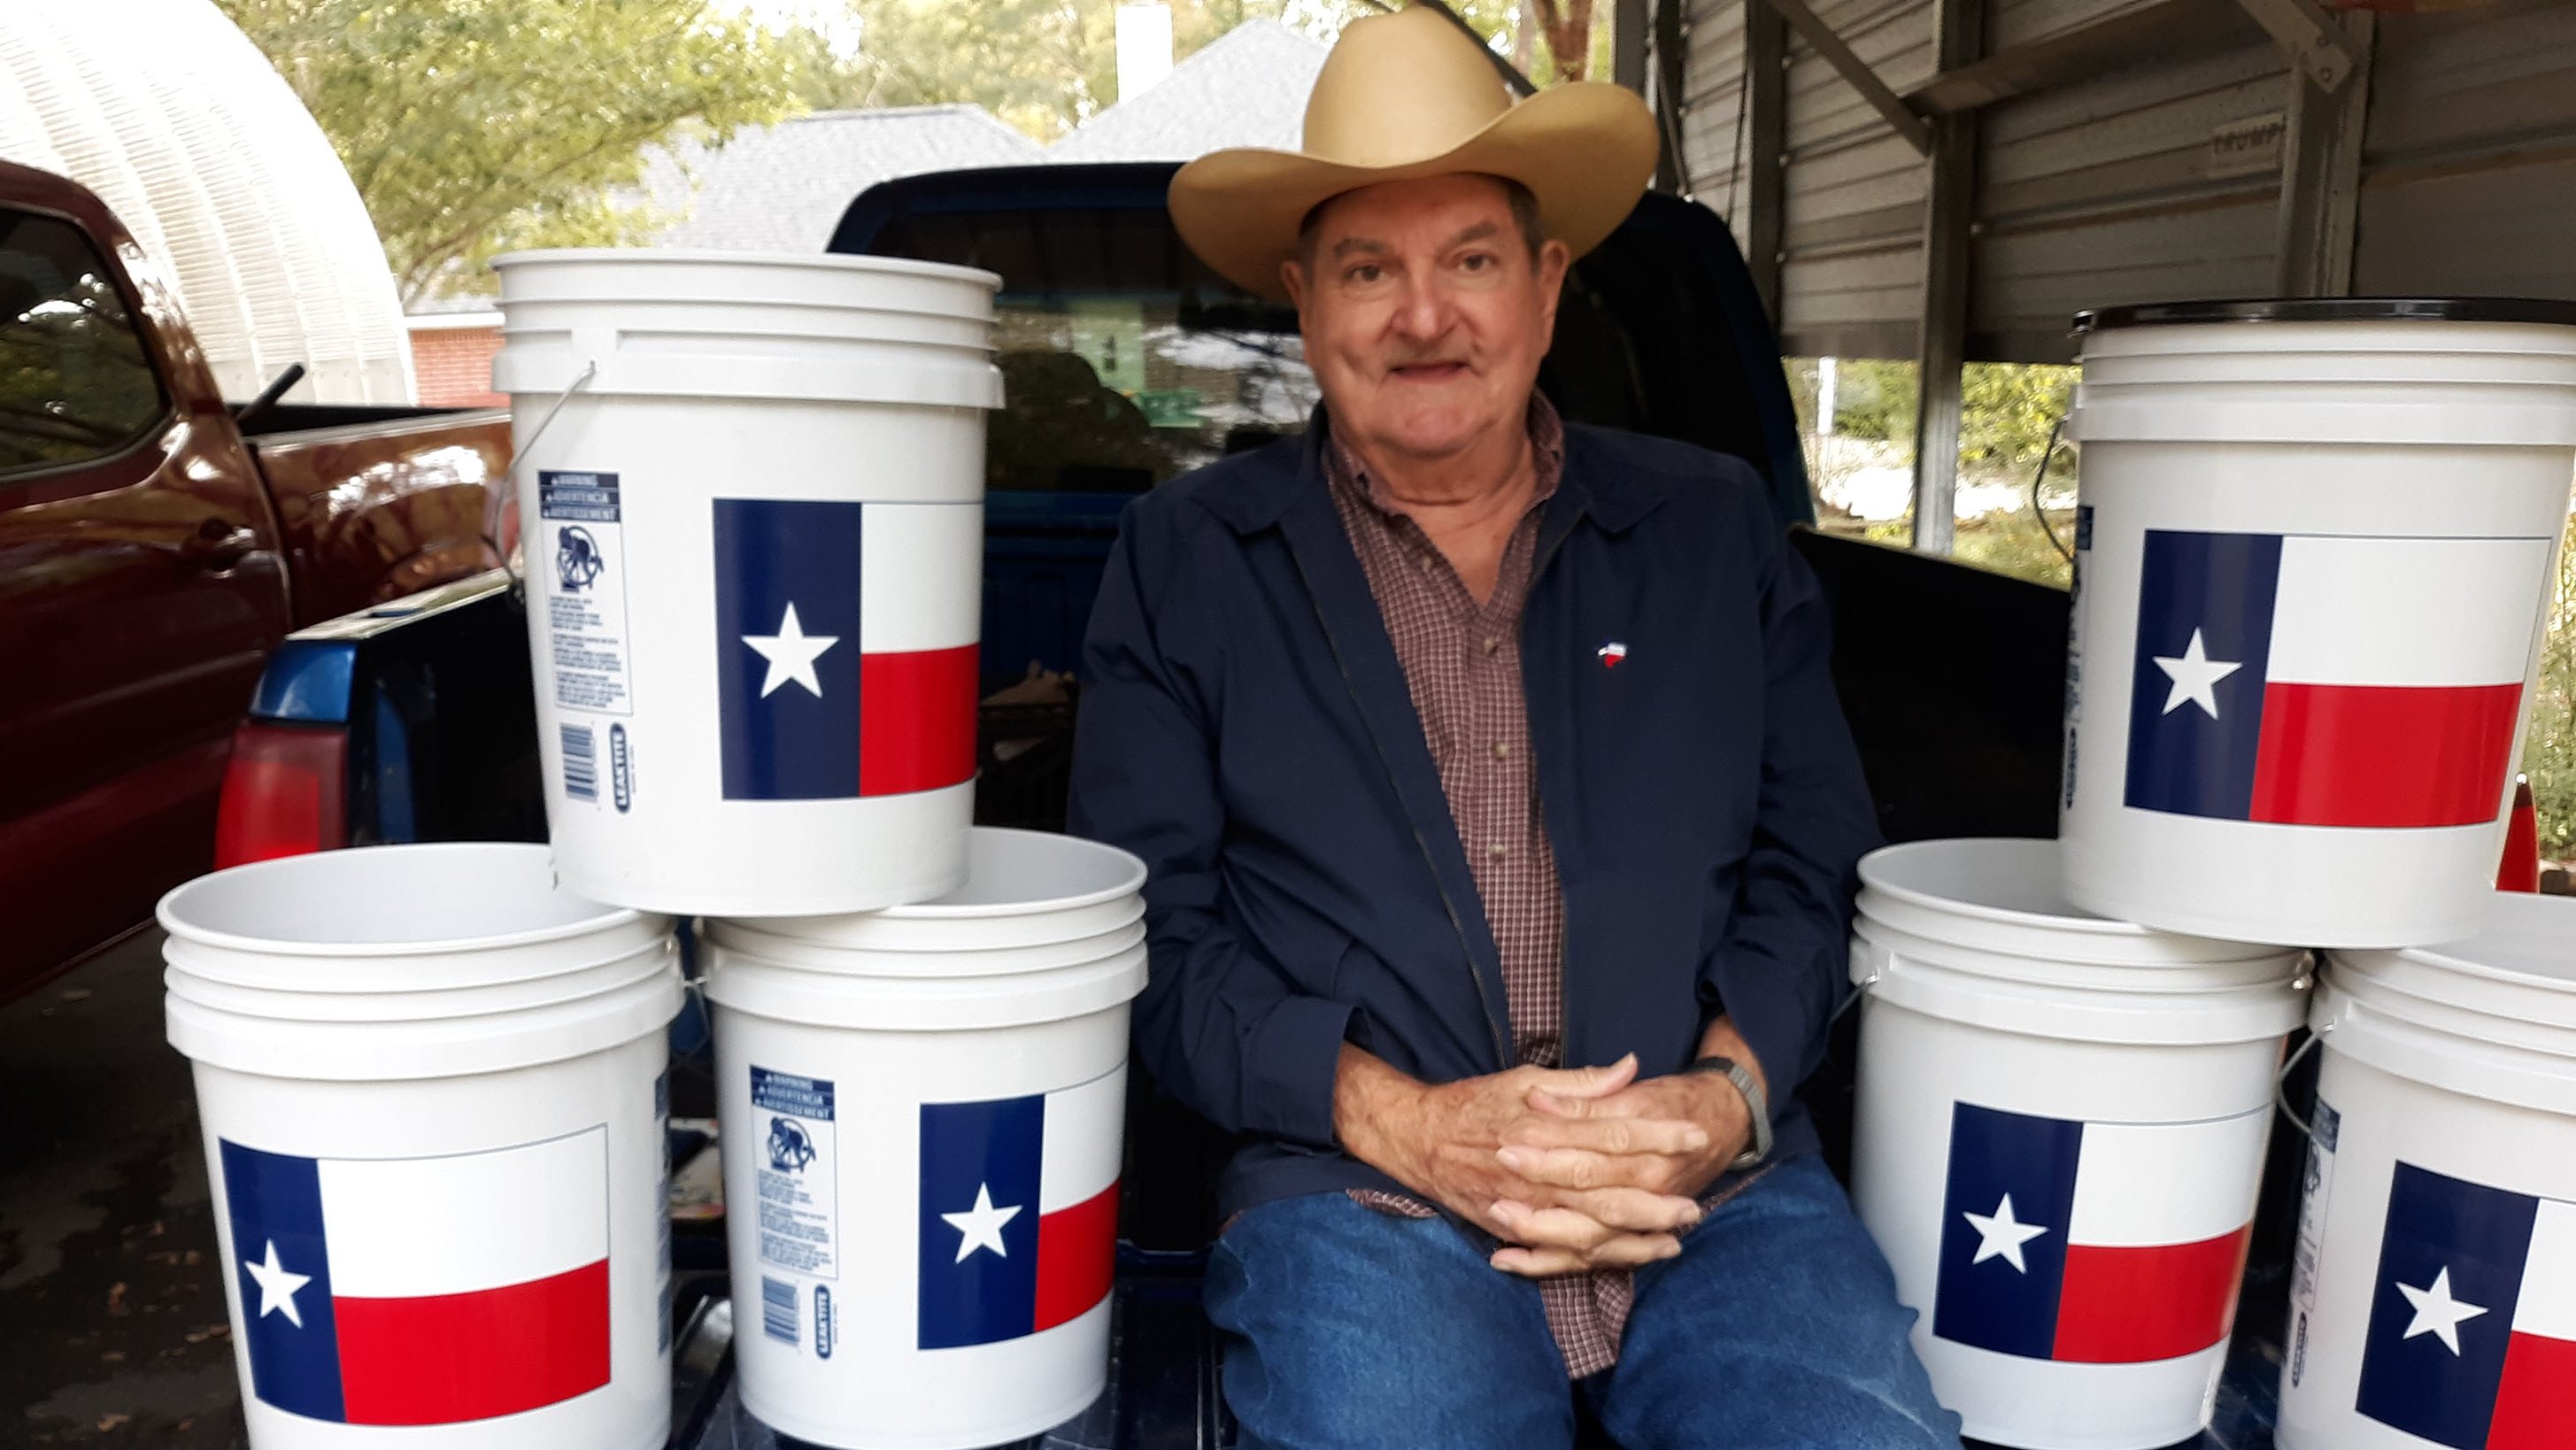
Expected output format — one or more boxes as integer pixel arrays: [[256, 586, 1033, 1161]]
[[158, 844, 683, 1450], [1847, 838, 2309, 1450], [491, 249, 1004, 917], [2059, 300, 2576, 947], [702, 828, 1149, 1449], [2276, 892, 2576, 1450]]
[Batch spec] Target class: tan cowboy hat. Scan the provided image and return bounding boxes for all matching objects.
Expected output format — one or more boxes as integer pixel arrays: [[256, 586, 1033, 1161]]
[[1168, 4, 1659, 301]]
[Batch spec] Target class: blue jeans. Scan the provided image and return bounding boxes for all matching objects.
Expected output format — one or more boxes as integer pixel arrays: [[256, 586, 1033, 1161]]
[[1204, 1155, 1961, 1449]]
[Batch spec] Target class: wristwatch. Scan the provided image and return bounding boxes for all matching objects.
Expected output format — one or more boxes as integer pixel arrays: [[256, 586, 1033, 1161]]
[[1685, 1055, 1772, 1171]]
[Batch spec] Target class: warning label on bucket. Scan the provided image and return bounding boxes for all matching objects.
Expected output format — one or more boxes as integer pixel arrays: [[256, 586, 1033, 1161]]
[[2288, 1093, 2339, 1388], [538, 471, 635, 717], [750, 1066, 837, 1280]]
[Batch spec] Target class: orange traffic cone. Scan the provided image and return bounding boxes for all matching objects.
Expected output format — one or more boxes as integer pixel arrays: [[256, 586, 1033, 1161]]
[[2498, 775, 2541, 892]]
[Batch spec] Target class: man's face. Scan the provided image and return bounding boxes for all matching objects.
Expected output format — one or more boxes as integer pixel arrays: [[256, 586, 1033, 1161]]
[[1284, 174, 1569, 468]]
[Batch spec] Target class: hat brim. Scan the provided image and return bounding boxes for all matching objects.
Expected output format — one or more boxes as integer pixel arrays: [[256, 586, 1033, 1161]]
[[1168, 81, 1659, 302]]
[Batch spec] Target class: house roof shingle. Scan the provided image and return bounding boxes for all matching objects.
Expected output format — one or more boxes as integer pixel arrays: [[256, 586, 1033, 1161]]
[[1046, 19, 1327, 164], [636, 104, 1045, 253]]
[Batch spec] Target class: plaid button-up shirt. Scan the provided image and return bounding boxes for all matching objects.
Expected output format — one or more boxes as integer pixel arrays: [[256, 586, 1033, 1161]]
[[1323, 395, 1644, 1377]]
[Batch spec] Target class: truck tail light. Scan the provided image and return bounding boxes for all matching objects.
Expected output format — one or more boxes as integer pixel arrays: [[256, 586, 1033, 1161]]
[[213, 722, 350, 868]]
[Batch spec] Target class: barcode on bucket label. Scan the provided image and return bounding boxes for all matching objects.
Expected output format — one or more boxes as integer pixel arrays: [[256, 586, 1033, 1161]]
[[560, 722, 598, 802], [538, 470, 636, 716], [750, 1067, 839, 1279], [760, 1275, 798, 1346]]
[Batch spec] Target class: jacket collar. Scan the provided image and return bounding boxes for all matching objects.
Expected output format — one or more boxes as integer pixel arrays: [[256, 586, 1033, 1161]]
[[1196, 405, 1681, 538]]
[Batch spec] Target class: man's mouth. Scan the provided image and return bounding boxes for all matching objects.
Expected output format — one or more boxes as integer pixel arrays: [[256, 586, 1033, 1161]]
[[1386, 359, 1471, 383]]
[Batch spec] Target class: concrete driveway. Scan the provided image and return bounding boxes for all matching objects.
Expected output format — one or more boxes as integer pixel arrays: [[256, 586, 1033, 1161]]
[[1, 929, 245, 1447]]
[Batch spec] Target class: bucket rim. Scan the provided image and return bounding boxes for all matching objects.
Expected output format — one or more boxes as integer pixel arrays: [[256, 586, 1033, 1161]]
[[490, 247, 1000, 290], [1857, 837, 2174, 940], [156, 843, 654, 959], [868, 827, 1146, 921], [2368, 893, 2576, 1000], [2075, 297, 2576, 333]]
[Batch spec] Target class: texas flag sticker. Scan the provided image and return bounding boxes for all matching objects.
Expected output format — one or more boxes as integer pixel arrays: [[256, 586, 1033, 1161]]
[[711, 497, 981, 801], [1934, 1102, 2264, 1363], [916, 1070, 1122, 1350], [2354, 1163, 2576, 1449], [2124, 529, 2549, 829], [218, 1129, 611, 1425]]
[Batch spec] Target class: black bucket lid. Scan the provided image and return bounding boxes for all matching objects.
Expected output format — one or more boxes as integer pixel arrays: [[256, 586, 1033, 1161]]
[[2074, 297, 2576, 333]]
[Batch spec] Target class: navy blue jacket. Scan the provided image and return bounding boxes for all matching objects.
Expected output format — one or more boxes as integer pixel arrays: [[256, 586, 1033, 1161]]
[[1067, 421, 1879, 1217]]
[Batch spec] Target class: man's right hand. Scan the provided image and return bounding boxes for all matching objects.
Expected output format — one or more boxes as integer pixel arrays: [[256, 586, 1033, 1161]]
[[1330, 1045, 1704, 1269]]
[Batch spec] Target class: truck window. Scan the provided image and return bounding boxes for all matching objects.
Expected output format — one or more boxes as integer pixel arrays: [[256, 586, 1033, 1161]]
[[0, 208, 165, 478], [990, 298, 1320, 492]]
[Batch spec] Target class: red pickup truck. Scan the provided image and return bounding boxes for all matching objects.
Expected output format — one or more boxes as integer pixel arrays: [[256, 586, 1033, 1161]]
[[0, 159, 513, 997]]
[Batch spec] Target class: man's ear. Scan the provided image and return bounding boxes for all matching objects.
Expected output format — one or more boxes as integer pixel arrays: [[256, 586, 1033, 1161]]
[[1281, 258, 1308, 311]]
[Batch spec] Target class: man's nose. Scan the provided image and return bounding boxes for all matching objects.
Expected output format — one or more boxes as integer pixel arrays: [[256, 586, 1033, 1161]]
[[1388, 270, 1453, 343]]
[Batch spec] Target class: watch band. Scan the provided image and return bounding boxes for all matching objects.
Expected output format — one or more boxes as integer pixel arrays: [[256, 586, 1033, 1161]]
[[1686, 1055, 1772, 1170]]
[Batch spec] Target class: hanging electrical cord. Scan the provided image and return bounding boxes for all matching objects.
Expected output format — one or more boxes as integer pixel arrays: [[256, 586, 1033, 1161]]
[[2032, 415, 2077, 564]]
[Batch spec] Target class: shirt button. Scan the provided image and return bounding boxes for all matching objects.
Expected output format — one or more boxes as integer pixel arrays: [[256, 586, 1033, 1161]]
[[1482, 637, 1500, 654], [1491, 742, 1512, 760], [1487, 844, 1508, 860]]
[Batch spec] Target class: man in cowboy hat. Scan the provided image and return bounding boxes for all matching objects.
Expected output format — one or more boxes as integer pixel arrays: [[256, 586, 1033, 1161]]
[[1069, 7, 1957, 1446]]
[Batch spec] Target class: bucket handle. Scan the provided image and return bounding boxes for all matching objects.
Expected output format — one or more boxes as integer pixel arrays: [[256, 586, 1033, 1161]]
[[2276, 988, 2333, 1151], [1830, 967, 1883, 1025], [501, 359, 598, 588], [513, 359, 598, 463]]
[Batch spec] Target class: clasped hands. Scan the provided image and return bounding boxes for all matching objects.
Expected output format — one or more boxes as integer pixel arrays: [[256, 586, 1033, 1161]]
[[1333, 1045, 1753, 1278]]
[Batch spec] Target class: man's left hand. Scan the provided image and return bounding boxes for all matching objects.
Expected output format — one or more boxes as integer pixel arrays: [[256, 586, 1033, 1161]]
[[1484, 1023, 1766, 1278]]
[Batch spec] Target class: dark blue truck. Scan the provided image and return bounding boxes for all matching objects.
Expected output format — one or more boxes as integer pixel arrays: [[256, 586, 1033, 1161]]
[[218, 162, 2288, 1449]]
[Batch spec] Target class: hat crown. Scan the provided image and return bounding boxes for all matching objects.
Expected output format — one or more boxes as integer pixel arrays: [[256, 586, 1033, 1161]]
[[1301, 7, 1516, 169]]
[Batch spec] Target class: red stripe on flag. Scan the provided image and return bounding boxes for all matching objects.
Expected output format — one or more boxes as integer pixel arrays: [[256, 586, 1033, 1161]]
[[2249, 682, 2523, 828], [334, 1260, 610, 1425], [859, 644, 978, 797], [1033, 1181, 1119, 1333], [2052, 1226, 2248, 1363], [2490, 1330, 2576, 1450]]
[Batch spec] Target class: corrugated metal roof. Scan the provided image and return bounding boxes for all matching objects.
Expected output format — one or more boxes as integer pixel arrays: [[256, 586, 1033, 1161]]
[[638, 104, 1045, 253], [1047, 19, 1328, 162], [0, 4, 416, 402]]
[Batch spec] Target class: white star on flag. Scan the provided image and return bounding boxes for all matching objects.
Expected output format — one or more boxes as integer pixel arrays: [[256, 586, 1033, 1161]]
[[2153, 629, 2243, 719], [2395, 1267, 2488, 1354], [941, 1182, 1023, 1263], [1964, 1192, 2050, 1273], [742, 602, 840, 699], [243, 1238, 312, 1327]]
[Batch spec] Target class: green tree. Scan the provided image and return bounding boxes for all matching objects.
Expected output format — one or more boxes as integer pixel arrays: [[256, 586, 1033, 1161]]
[[2524, 511, 2576, 860], [218, 0, 817, 305], [805, 1, 1559, 141]]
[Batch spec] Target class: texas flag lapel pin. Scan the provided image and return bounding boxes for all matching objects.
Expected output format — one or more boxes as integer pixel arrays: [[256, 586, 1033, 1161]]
[[1597, 641, 1629, 669]]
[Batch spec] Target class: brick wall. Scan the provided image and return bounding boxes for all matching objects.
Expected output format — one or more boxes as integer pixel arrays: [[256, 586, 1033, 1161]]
[[408, 322, 505, 407]]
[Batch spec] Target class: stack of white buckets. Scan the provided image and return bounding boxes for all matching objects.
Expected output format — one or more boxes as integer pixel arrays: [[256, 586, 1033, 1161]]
[[1849, 300, 2576, 1450], [158, 251, 1148, 1450]]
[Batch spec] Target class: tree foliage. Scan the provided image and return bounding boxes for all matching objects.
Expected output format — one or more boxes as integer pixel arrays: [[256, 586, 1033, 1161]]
[[2524, 510, 2576, 859], [218, 0, 817, 305], [803, 0, 1563, 140]]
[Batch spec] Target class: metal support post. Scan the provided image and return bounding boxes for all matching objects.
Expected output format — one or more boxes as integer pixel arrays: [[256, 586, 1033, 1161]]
[[2232, 0, 2357, 94], [1614, 0, 1650, 92], [1744, 0, 1788, 317], [1758, 0, 1932, 155], [2275, 9, 2374, 297], [1652, 0, 1689, 192], [1909, 0, 1982, 554]]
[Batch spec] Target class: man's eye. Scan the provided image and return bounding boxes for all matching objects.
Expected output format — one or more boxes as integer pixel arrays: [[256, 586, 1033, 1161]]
[[1346, 264, 1384, 284], [1459, 252, 1493, 272]]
